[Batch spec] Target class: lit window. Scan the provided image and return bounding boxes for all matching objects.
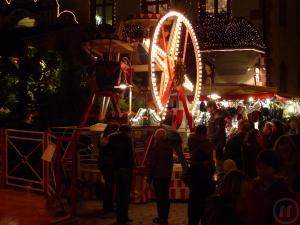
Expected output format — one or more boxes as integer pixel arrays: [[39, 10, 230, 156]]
[[206, 0, 215, 13], [218, 0, 227, 13], [142, 0, 170, 14], [93, 0, 113, 25]]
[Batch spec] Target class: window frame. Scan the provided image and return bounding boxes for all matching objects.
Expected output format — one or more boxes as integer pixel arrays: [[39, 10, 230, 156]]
[[142, 0, 170, 14], [91, 0, 114, 26]]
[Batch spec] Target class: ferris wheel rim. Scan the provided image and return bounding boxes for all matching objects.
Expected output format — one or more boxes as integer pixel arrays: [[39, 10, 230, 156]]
[[148, 11, 202, 120]]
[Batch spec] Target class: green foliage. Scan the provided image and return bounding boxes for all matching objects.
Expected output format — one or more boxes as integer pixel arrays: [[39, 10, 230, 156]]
[[0, 70, 18, 125]]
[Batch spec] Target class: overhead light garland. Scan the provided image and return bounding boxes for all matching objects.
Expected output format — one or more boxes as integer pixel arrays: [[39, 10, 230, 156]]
[[4, 0, 38, 4], [3, 0, 78, 24], [196, 16, 265, 50], [55, 0, 78, 24]]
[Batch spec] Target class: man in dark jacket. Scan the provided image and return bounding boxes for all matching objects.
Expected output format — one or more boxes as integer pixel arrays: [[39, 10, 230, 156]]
[[108, 124, 134, 225], [187, 125, 216, 225], [207, 101, 226, 170], [98, 123, 119, 213], [224, 119, 252, 170]]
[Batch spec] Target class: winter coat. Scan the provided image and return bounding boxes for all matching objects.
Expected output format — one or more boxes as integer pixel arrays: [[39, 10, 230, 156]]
[[224, 132, 247, 170], [98, 136, 114, 169], [186, 134, 215, 194], [207, 110, 226, 150], [108, 131, 134, 170], [146, 139, 173, 180]]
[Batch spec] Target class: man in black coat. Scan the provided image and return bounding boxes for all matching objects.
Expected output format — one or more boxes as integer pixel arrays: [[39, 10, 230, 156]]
[[108, 124, 134, 225], [187, 125, 216, 225]]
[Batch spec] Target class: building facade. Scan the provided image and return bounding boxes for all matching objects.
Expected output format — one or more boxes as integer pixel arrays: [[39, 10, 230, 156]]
[[231, 0, 300, 96], [263, 0, 300, 96]]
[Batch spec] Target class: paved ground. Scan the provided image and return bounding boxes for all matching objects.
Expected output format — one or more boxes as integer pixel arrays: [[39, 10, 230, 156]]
[[77, 200, 188, 225], [0, 189, 187, 225], [0, 189, 53, 225]]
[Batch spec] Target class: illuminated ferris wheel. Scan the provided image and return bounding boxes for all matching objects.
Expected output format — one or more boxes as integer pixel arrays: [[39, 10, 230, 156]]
[[146, 11, 203, 130]]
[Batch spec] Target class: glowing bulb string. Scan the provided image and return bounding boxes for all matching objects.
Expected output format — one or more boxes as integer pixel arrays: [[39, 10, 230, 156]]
[[56, 0, 79, 24], [3, 0, 78, 24], [182, 29, 189, 64]]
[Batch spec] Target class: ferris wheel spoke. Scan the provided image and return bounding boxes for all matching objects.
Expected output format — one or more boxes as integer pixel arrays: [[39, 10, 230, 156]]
[[161, 24, 174, 80], [182, 29, 189, 63], [161, 78, 173, 106], [168, 18, 183, 59], [154, 54, 167, 71], [154, 44, 167, 58], [159, 71, 169, 98]]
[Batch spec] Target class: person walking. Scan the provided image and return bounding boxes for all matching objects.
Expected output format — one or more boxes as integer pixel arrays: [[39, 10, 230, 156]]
[[146, 128, 173, 225]]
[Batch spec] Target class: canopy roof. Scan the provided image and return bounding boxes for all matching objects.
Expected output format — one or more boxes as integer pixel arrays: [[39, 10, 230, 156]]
[[81, 39, 134, 57], [182, 83, 278, 101]]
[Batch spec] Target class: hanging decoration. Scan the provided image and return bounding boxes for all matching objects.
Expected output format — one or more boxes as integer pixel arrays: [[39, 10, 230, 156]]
[[3, 0, 79, 24]]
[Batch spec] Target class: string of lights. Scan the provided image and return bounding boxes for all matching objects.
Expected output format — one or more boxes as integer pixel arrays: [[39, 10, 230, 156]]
[[3, 0, 79, 24], [197, 16, 265, 50]]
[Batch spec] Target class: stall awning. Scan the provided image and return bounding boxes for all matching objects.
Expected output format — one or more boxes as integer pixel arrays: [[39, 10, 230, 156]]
[[81, 39, 134, 57], [185, 83, 278, 101]]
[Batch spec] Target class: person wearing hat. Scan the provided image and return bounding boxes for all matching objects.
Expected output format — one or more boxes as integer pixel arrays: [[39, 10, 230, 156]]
[[206, 101, 226, 172]]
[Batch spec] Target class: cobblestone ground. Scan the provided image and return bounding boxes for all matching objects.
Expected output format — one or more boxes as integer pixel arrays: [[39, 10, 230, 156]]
[[77, 200, 188, 225]]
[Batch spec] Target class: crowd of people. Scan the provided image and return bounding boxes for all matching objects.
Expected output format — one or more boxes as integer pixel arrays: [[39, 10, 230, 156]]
[[186, 101, 300, 225], [97, 101, 300, 225]]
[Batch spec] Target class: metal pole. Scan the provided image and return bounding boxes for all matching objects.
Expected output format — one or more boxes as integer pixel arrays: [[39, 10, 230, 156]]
[[43, 132, 49, 194], [129, 86, 132, 114]]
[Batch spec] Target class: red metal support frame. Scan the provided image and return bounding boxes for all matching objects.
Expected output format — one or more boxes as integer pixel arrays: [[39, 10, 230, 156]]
[[0, 128, 6, 187], [43, 132, 49, 194], [71, 142, 78, 216], [179, 86, 194, 132], [161, 24, 175, 106], [161, 79, 173, 106], [161, 24, 173, 80], [55, 137, 62, 194], [182, 29, 189, 64]]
